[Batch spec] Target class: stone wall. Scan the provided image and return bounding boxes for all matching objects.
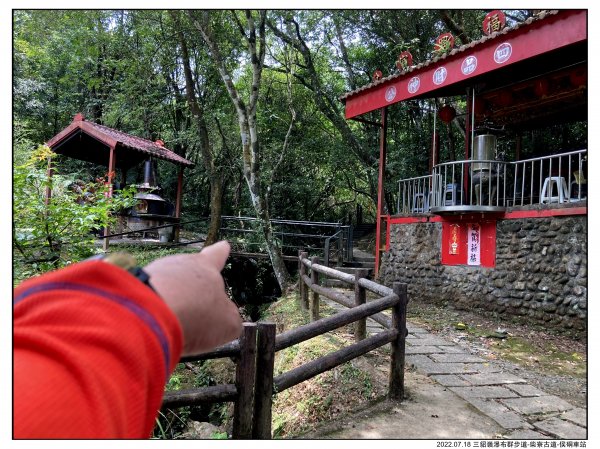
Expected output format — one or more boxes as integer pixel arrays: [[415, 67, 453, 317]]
[[379, 216, 587, 333]]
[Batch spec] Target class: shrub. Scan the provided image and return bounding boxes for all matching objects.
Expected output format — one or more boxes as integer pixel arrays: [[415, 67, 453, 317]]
[[13, 145, 136, 282]]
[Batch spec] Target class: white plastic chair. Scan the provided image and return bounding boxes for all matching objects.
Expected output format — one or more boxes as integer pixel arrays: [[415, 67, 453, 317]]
[[541, 177, 568, 203]]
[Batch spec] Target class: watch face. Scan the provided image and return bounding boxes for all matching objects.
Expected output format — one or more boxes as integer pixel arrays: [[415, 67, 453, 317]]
[[104, 252, 138, 271]]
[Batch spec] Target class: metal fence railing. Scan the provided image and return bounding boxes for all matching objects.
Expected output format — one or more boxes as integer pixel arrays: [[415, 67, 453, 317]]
[[100, 216, 354, 266], [396, 149, 587, 214], [218, 216, 353, 265]]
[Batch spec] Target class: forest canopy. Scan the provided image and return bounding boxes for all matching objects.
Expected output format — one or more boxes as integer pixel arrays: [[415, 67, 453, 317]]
[[13, 9, 585, 287]]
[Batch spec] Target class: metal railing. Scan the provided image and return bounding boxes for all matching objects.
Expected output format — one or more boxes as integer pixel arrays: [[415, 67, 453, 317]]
[[219, 216, 353, 265], [161, 255, 408, 439], [429, 159, 509, 212], [396, 149, 587, 214], [510, 149, 587, 206], [397, 175, 432, 214], [98, 216, 354, 264]]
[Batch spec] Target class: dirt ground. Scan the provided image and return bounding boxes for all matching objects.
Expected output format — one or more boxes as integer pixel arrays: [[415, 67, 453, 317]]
[[299, 368, 505, 439]]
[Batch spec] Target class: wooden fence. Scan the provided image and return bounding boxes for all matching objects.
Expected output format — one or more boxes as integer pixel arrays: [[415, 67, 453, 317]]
[[161, 251, 408, 439]]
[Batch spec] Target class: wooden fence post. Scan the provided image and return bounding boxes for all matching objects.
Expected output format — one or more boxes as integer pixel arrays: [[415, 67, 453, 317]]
[[253, 322, 276, 439], [298, 250, 307, 311], [310, 256, 320, 322], [389, 282, 408, 400], [354, 269, 368, 342], [232, 323, 257, 439], [300, 251, 308, 310]]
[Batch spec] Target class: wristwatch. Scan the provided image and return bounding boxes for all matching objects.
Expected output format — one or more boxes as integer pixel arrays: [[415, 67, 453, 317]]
[[87, 252, 155, 292]]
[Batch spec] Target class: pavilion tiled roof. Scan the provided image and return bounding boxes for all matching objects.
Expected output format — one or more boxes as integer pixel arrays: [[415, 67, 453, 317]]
[[340, 10, 559, 102], [46, 114, 194, 167]]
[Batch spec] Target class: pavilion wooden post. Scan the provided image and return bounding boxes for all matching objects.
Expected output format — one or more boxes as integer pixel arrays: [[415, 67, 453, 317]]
[[174, 165, 184, 243], [374, 107, 388, 277], [103, 145, 116, 251]]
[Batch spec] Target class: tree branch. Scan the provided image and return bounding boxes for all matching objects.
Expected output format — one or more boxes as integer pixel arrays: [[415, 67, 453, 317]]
[[438, 10, 472, 46]]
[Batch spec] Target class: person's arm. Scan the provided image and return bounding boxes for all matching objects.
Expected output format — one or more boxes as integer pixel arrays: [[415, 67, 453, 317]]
[[14, 241, 242, 439]]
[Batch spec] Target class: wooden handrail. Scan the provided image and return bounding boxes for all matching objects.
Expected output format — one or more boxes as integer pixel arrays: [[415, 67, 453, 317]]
[[162, 384, 237, 408], [274, 293, 399, 351], [160, 253, 407, 440], [274, 328, 398, 393]]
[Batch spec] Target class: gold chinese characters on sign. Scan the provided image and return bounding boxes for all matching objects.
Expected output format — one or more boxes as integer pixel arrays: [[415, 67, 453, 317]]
[[482, 10, 506, 36], [450, 224, 460, 255]]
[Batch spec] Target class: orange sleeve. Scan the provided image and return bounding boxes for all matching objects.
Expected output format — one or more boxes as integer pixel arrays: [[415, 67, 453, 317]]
[[13, 260, 183, 439]]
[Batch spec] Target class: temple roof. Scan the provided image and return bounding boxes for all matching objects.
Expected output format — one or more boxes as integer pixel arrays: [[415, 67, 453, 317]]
[[341, 10, 587, 122], [46, 114, 194, 170]]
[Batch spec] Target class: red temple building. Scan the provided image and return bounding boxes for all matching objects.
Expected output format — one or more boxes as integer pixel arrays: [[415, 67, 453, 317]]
[[341, 10, 587, 331]]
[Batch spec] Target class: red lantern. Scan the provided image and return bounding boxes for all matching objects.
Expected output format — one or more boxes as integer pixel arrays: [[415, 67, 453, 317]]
[[569, 67, 587, 88], [496, 90, 513, 107], [439, 105, 456, 123], [534, 78, 550, 97], [373, 69, 383, 81]]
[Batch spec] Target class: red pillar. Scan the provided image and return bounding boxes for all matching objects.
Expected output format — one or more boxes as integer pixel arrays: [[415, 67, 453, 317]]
[[174, 165, 184, 242], [103, 145, 116, 251], [375, 107, 388, 278]]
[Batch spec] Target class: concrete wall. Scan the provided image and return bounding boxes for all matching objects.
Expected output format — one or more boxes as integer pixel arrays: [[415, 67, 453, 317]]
[[379, 216, 587, 333]]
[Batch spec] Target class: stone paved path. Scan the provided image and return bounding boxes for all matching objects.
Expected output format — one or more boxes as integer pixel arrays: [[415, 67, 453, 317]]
[[323, 297, 587, 439]]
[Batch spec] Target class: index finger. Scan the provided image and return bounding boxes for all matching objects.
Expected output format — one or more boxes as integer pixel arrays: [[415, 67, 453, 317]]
[[197, 240, 231, 271]]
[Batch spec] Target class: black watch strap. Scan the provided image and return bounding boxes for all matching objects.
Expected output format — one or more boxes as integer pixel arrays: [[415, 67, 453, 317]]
[[87, 252, 156, 292]]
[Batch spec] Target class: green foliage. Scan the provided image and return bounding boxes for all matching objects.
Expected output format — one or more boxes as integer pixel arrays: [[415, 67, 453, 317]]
[[13, 145, 136, 282], [14, 9, 587, 233], [152, 408, 191, 439], [210, 431, 229, 439]]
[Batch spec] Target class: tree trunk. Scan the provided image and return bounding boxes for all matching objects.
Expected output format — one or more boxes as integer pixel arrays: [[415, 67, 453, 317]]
[[206, 175, 224, 246], [189, 10, 291, 290], [173, 11, 225, 246]]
